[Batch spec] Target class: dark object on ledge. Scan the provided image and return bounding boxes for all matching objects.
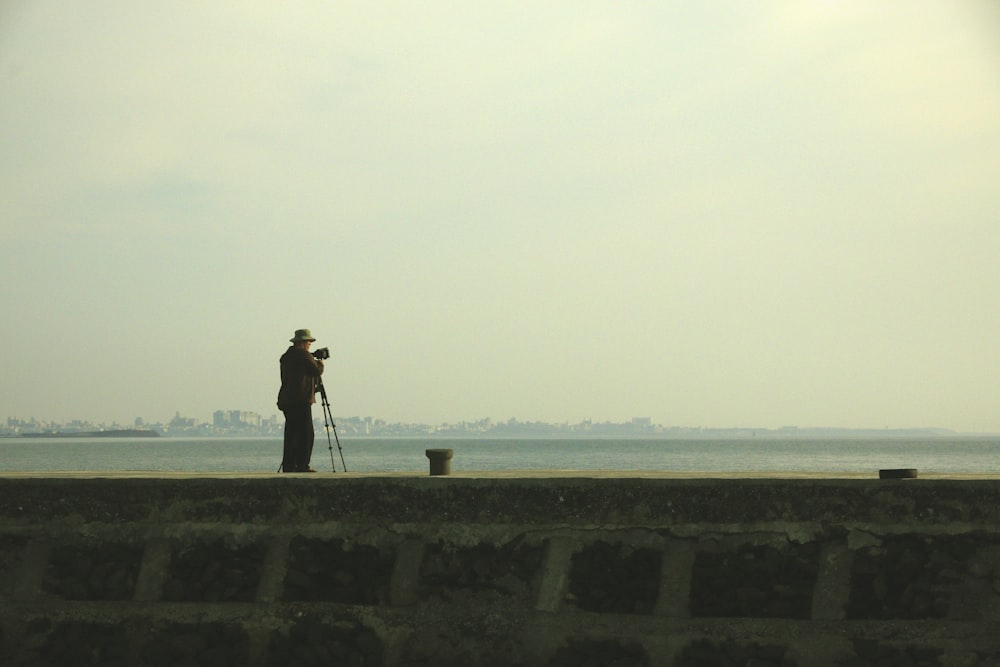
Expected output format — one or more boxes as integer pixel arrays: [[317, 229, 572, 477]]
[[879, 468, 918, 479], [426, 448, 454, 476]]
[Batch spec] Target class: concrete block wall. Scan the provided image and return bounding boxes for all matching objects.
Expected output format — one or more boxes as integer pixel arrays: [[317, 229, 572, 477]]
[[1, 476, 999, 666]]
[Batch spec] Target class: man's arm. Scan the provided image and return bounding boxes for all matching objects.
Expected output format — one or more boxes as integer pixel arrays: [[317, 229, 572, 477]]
[[297, 348, 324, 377]]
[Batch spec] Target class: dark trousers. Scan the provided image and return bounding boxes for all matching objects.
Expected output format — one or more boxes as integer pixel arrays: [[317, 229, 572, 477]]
[[281, 404, 314, 472]]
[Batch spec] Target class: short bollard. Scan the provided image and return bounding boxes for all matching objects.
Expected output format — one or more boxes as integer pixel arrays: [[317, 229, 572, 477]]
[[426, 449, 454, 476], [879, 468, 918, 479]]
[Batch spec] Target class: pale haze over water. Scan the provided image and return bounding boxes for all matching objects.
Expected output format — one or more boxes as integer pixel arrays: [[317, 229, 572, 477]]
[[1, 3, 998, 432]]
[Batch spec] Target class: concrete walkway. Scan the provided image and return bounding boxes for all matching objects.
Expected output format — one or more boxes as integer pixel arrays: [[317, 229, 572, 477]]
[[1, 469, 998, 479]]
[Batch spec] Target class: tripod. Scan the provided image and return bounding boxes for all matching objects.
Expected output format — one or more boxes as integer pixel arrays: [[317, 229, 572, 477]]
[[316, 378, 347, 472]]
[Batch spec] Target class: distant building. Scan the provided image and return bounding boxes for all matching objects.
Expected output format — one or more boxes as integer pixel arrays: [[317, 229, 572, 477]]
[[213, 410, 263, 428], [169, 411, 197, 429]]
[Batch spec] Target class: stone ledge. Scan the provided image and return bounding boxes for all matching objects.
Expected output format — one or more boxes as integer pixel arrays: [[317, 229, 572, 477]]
[[2, 477, 999, 527], [3, 476, 1000, 665]]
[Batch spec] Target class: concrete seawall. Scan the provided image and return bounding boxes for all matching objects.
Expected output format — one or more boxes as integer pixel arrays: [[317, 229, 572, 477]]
[[1, 473, 999, 666]]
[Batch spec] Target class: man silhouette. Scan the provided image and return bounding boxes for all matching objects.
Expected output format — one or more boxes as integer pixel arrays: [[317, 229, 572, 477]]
[[276, 329, 324, 472]]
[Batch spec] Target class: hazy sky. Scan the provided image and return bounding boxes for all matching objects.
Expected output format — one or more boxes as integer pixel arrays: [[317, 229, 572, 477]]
[[2, 2, 999, 431]]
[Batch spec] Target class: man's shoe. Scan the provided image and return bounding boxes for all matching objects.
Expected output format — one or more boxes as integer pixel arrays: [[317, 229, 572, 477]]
[[302, 466, 317, 473]]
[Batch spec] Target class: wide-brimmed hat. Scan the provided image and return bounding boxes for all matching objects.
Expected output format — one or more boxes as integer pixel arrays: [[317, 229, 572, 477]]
[[290, 329, 316, 342]]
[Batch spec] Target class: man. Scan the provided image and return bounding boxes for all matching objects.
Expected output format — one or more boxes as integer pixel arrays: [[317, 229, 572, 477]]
[[277, 329, 324, 473]]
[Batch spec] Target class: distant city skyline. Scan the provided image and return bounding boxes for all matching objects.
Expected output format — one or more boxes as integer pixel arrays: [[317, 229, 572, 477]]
[[2, 411, 982, 439]]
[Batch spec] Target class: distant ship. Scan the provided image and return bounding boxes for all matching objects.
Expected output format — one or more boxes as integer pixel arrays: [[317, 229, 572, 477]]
[[21, 429, 160, 438]]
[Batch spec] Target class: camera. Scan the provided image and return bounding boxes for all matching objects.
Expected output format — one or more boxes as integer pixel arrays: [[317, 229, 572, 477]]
[[311, 347, 330, 360]]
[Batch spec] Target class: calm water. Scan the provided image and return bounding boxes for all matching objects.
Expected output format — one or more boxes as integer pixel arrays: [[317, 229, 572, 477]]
[[2, 436, 999, 474]]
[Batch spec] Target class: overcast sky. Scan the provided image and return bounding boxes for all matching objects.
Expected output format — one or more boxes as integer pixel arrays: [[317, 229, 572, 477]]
[[2, 1, 999, 431]]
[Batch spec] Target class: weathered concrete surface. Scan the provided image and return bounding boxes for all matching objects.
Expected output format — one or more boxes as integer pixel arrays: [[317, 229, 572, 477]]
[[1, 473, 996, 527], [2, 474, 1000, 666]]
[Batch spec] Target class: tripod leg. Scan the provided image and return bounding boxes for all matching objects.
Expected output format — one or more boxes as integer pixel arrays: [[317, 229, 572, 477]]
[[322, 397, 337, 472], [333, 423, 347, 472], [316, 380, 345, 472]]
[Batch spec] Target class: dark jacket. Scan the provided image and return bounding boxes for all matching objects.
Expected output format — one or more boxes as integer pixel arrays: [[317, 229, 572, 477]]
[[277, 346, 324, 409]]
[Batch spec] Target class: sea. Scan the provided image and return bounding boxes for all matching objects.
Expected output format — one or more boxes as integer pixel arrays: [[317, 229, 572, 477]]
[[2, 435, 1000, 475]]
